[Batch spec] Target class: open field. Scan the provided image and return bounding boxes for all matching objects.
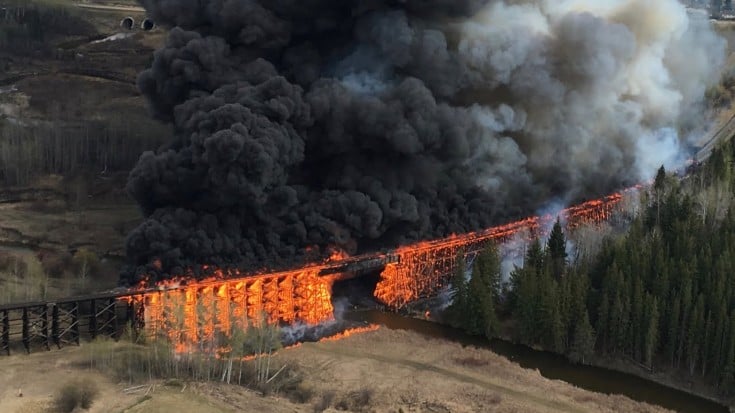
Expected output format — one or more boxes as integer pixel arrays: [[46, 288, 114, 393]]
[[0, 0, 165, 272], [0, 328, 672, 413]]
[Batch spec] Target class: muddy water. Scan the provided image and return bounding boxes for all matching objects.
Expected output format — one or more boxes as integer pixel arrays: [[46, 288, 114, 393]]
[[344, 310, 728, 413]]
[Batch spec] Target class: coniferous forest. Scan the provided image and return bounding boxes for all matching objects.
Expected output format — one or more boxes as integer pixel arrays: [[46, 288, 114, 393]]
[[448, 139, 735, 396]]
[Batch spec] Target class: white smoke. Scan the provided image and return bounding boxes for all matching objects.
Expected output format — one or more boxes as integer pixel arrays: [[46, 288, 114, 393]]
[[457, 0, 725, 189]]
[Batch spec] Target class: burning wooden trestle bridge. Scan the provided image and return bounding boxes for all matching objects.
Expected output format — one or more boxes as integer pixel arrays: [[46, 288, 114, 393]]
[[0, 189, 635, 355]]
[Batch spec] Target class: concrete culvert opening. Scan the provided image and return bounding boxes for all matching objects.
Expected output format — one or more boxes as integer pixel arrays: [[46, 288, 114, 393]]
[[141, 18, 155, 31], [120, 17, 134, 30]]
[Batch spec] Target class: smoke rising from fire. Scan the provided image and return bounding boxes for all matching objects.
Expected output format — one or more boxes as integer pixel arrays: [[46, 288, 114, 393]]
[[124, 0, 725, 283]]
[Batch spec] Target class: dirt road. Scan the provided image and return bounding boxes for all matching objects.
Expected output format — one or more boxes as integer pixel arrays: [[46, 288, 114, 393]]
[[76, 3, 145, 13]]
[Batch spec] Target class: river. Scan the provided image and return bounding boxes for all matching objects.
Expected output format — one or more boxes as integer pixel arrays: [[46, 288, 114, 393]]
[[344, 310, 729, 413]]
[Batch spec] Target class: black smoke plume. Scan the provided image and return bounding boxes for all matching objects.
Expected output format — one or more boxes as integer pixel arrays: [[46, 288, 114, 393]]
[[123, 0, 724, 284]]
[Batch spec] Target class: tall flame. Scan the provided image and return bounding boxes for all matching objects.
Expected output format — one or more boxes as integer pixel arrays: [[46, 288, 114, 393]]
[[140, 269, 334, 353]]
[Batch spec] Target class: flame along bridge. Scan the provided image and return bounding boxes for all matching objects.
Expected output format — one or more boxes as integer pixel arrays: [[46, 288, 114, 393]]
[[0, 189, 632, 356]]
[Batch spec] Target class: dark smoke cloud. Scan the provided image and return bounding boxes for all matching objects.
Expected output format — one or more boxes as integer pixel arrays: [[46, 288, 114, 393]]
[[123, 0, 724, 284]]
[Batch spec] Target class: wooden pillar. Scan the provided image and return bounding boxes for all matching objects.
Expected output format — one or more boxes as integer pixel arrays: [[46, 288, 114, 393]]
[[52, 304, 60, 349], [72, 302, 80, 345], [21, 307, 29, 353], [41, 305, 49, 351], [109, 298, 118, 339], [134, 296, 145, 340], [1, 310, 9, 355], [89, 299, 97, 339]]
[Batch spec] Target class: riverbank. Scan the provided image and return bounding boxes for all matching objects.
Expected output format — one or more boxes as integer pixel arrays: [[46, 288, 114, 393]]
[[346, 310, 730, 413], [498, 328, 734, 411], [491, 327, 734, 411], [585, 355, 734, 413]]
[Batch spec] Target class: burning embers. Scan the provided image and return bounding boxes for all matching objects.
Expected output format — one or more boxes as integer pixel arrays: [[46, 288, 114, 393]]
[[129, 187, 636, 351]]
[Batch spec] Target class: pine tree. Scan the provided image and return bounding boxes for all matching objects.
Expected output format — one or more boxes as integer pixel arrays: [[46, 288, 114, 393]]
[[569, 309, 596, 364], [632, 277, 644, 361], [511, 265, 538, 345], [654, 165, 667, 192], [597, 292, 610, 354], [526, 238, 545, 271], [462, 245, 501, 339], [547, 218, 567, 279], [643, 296, 660, 368], [447, 255, 469, 329], [539, 271, 564, 352], [667, 295, 681, 368]]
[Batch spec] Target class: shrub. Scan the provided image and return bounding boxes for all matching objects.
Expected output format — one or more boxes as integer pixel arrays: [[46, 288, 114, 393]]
[[52, 379, 98, 412], [335, 387, 374, 412], [313, 390, 336, 412], [281, 379, 313, 404], [452, 356, 489, 367], [38, 251, 72, 277]]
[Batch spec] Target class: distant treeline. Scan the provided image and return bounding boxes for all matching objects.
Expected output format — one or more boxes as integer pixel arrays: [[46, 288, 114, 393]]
[[0, 117, 169, 186], [449, 138, 735, 396], [0, 3, 95, 54]]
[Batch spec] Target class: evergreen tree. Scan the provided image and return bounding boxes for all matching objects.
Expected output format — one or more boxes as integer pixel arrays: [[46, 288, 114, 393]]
[[526, 238, 545, 271], [632, 277, 645, 361], [538, 271, 564, 352], [596, 292, 610, 354], [569, 309, 596, 364], [547, 218, 568, 279], [654, 165, 667, 192], [511, 265, 539, 345], [643, 296, 660, 368], [667, 296, 681, 368], [447, 255, 469, 328], [461, 245, 501, 339]]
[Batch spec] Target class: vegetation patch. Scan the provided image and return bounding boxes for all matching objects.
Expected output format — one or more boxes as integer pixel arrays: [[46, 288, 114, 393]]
[[334, 387, 374, 412], [83, 322, 312, 404], [52, 378, 98, 413], [452, 356, 490, 368]]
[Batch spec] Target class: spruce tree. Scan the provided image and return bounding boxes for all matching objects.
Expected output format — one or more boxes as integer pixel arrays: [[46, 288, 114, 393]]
[[547, 218, 567, 279], [460, 244, 501, 339], [569, 309, 596, 364], [448, 255, 469, 329], [526, 238, 545, 271], [597, 292, 610, 354], [654, 165, 666, 193], [643, 296, 660, 368], [512, 265, 540, 345]]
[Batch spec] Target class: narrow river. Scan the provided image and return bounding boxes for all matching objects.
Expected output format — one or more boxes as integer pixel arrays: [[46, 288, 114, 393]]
[[344, 310, 729, 413]]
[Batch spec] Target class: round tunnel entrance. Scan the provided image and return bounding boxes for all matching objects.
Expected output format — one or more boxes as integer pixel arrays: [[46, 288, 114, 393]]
[[120, 16, 135, 30], [141, 18, 155, 31]]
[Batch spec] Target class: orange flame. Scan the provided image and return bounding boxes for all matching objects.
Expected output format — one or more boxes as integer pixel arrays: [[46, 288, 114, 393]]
[[138, 269, 334, 353], [326, 247, 350, 262], [318, 324, 380, 342], [237, 325, 380, 360]]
